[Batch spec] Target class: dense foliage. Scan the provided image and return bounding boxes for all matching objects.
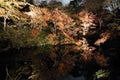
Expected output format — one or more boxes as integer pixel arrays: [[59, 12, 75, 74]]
[[0, 0, 120, 80]]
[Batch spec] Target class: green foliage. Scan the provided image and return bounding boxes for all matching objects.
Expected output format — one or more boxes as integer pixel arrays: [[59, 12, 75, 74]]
[[0, 26, 48, 49], [108, 23, 120, 31], [94, 69, 110, 80], [36, 30, 49, 46]]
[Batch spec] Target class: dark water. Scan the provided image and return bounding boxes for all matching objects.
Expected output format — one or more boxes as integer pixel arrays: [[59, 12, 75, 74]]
[[0, 45, 120, 80]]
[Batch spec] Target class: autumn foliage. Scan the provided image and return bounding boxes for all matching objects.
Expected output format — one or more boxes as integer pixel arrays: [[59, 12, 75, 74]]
[[0, 1, 120, 79]]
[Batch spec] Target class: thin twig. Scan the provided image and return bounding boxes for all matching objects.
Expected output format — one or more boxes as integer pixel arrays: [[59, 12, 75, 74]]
[[4, 15, 7, 31], [6, 66, 13, 80]]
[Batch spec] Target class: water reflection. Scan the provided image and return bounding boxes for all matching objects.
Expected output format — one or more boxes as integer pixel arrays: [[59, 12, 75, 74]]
[[0, 45, 81, 80], [0, 45, 119, 80], [59, 75, 85, 80]]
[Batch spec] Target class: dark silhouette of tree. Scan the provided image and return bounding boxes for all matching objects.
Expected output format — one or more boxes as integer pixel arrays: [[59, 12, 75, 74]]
[[83, 0, 105, 12], [69, 0, 83, 13], [48, 0, 63, 9]]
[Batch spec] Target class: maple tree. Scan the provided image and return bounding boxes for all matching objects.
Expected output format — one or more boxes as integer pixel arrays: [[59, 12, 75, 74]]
[[0, 1, 120, 80]]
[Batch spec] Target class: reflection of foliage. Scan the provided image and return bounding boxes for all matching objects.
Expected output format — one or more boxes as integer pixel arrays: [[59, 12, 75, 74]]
[[94, 53, 108, 67], [0, 1, 120, 80], [49, 46, 77, 76], [94, 69, 110, 80]]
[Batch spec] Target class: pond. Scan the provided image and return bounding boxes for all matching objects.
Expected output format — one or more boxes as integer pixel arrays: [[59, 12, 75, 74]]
[[0, 45, 120, 80]]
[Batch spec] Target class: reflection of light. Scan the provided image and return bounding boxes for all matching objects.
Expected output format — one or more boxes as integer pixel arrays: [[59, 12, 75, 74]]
[[59, 75, 85, 80]]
